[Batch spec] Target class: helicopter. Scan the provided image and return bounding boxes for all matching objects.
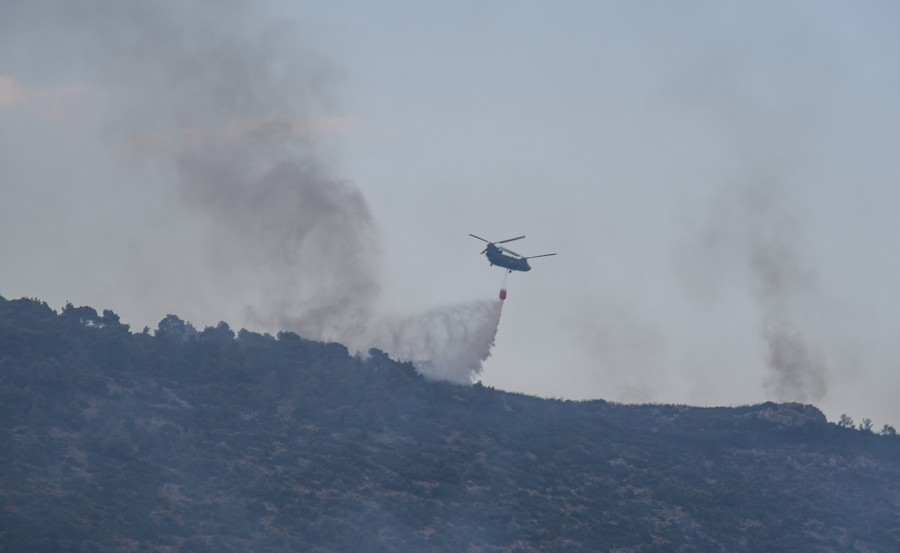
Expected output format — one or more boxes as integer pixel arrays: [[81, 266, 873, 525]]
[[469, 234, 556, 273]]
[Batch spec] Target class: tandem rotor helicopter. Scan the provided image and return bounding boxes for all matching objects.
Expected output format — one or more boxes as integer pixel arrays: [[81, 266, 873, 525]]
[[468, 234, 556, 273]]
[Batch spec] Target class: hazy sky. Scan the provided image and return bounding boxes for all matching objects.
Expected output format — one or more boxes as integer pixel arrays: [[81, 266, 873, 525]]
[[2, 1, 899, 426]]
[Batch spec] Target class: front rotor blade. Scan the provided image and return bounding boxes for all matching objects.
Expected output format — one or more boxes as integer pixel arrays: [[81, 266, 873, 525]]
[[469, 234, 491, 243], [496, 235, 525, 244], [526, 253, 557, 259], [499, 246, 524, 258]]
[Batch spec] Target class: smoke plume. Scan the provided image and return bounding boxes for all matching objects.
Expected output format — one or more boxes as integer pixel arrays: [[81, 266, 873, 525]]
[[745, 184, 827, 402], [68, 0, 380, 341], [0, 0, 502, 382], [686, 176, 827, 403], [667, 25, 834, 404]]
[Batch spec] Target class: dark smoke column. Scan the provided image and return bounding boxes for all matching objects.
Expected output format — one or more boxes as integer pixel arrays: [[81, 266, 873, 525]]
[[32, 0, 383, 340], [749, 216, 827, 402], [683, 178, 829, 404]]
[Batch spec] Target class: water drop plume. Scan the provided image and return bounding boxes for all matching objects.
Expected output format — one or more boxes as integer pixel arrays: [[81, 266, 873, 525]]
[[363, 300, 504, 384]]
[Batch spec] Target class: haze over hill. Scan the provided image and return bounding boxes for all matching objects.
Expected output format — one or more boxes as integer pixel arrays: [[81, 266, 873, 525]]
[[2, 294, 900, 552], [3, 1, 900, 428]]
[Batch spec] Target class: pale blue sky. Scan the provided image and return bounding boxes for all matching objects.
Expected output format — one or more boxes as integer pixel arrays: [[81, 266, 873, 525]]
[[2, 1, 900, 426]]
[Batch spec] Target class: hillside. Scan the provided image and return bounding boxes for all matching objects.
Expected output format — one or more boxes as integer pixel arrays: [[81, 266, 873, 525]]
[[1, 295, 899, 552]]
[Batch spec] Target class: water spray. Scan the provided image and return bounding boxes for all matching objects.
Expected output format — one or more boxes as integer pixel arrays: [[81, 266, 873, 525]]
[[363, 298, 504, 384]]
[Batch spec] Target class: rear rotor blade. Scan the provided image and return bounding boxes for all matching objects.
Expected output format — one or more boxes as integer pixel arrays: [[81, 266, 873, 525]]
[[496, 235, 525, 244], [525, 253, 557, 259], [468, 234, 491, 243]]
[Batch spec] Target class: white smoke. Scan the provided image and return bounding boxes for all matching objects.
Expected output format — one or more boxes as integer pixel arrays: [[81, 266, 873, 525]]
[[361, 300, 504, 384]]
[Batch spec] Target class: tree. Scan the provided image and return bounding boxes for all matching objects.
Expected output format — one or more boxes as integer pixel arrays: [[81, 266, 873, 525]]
[[61, 303, 100, 327], [859, 418, 874, 433], [155, 314, 197, 341], [199, 321, 235, 346], [836, 414, 854, 429], [880, 424, 897, 437], [100, 309, 129, 332]]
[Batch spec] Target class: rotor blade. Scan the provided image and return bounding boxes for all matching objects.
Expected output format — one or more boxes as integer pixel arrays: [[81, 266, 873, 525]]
[[525, 253, 557, 259], [468, 234, 491, 243], [496, 235, 525, 244], [499, 246, 525, 258]]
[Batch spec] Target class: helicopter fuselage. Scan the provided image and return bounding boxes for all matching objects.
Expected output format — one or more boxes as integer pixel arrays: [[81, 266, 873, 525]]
[[485, 244, 531, 272]]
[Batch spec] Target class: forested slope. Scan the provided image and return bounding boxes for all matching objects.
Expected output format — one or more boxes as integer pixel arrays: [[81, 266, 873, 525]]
[[1, 295, 898, 552]]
